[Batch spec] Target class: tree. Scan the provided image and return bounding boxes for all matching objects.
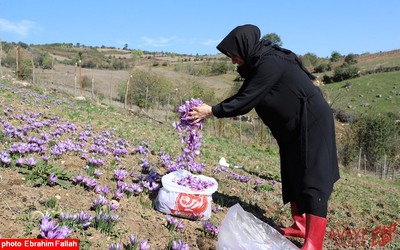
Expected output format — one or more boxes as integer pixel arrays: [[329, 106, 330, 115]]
[[300, 53, 319, 67], [344, 53, 358, 65], [261, 33, 282, 46], [131, 49, 143, 65], [41, 54, 53, 69], [123, 44, 129, 50], [330, 51, 343, 62]]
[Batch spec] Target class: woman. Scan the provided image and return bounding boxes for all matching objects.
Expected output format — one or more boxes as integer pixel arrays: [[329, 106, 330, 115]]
[[189, 24, 340, 250]]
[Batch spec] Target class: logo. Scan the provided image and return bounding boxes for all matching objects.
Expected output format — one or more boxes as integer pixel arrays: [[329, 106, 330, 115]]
[[171, 193, 208, 219], [328, 221, 397, 248]]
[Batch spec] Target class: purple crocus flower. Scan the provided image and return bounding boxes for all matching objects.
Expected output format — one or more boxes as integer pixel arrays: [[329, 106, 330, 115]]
[[42, 155, 50, 162], [114, 169, 127, 181], [255, 179, 264, 185], [202, 221, 221, 237], [48, 173, 57, 184], [16, 158, 25, 166], [82, 177, 97, 189], [114, 188, 124, 200], [40, 212, 72, 239], [139, 240, 150, 250], [101, 185, 111, 195], [108, 242, 122, 250], [171, 239, 190, 250], [140, 158, 150, 171], [59, 212, 74, 221], [110, 201, 119, 211], [73, 175, 84, 184], [26, 157, 36, 167], [92, 195, 108, 208], [129, 234, 138, 245], [132, 141, 150, 155], [0, 150, 11, 164], [94, 169, 103, 177], [166, 215, 184, 231], [75, 211, 92, 229]]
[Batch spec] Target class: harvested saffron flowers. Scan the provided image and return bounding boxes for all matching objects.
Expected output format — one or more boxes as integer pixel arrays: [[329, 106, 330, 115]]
[[174, 173, 215, 191], [169, 98, 206, 173]]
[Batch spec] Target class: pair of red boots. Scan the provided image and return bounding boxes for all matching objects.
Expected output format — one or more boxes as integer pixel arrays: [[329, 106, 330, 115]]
[[277, 202, 327, 250]]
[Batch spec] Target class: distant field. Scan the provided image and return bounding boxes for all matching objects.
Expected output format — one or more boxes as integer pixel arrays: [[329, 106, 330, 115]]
[[321, 71, 400, 116]]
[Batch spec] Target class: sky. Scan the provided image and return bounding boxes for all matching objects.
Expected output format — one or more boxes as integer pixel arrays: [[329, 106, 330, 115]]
[[0, 0, 399, 58]]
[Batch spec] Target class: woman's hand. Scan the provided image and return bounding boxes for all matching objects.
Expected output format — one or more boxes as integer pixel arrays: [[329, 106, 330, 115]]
[[189, 104, 213, 123]]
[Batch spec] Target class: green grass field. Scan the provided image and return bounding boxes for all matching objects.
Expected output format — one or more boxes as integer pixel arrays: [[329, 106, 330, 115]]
[[321, 71, 400, 116]]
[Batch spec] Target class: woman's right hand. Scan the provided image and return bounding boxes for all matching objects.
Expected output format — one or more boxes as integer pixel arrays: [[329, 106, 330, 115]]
[[188, 104, 213, 123]]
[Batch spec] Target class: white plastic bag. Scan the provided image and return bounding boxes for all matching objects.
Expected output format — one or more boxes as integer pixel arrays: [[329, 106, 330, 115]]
[[217, 203, 299, 250], [155, 169, 218, 220]]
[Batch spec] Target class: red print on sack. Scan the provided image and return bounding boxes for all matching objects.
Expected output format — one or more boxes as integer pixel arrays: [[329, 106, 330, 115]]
[[171, 193, 208, 219]]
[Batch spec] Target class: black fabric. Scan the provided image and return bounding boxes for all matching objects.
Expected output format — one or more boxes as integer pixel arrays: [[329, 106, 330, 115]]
[[212, 24, 340, 214], [309, 204, 328, 218]]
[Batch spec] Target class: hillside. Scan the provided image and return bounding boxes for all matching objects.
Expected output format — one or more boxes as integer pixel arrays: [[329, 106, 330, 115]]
[[0, 44, 399, 249], [0, 75, 399, 249]]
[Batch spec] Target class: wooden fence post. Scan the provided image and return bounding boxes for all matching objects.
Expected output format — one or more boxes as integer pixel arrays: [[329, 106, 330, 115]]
[[74, 63, 77, 96], [124, 77, 129, 109], [79, 60, 82, 96], [129, 75, 133, 109]]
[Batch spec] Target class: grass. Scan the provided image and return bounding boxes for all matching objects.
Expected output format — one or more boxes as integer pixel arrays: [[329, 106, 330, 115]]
[[1, 62, 399, 249], [321, 71, 400, 116]]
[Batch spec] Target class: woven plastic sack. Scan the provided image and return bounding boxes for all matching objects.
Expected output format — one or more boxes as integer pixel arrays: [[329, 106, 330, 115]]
[[155, 169, 218, 220], [217, 203, 299, 250]]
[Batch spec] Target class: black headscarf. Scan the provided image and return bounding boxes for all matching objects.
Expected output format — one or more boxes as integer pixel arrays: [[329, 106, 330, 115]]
[[216, 24, 315, 80]]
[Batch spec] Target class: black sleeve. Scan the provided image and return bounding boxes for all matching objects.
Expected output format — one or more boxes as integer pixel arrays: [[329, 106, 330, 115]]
[[212, 58, 282, 118]]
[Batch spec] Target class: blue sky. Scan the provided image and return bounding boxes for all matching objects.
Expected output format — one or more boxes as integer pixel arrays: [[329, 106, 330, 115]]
[[0, 0, 399, 57]]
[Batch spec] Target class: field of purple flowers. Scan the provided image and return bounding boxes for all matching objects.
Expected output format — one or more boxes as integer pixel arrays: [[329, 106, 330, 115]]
[[0, 80, 399, 250], [0, 81, 284, 249]]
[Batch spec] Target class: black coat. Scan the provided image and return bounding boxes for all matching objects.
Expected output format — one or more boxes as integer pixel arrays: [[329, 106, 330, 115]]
[[212, 25, 340, 213]]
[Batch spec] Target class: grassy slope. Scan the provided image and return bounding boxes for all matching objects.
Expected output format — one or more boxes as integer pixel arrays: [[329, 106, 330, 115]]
[[0, 78, 399, 249], [1, 47, 399, 249], [321, 71, 400, 116]]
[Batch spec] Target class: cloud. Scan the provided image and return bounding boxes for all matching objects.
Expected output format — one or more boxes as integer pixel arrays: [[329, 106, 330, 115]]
[[201, 39, 220, 47], [0, 18, 37, 36], [141, 36, 176, 47]]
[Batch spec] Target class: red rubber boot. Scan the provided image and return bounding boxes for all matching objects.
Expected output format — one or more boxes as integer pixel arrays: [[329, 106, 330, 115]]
[[301, 214, 328, 250], [277, 202, 306, 238]]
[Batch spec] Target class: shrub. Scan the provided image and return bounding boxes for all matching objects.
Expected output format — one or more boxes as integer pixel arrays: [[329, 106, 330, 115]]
[[210, 61, 229, 75], [334, 108, 353, 123], [332, 65, 360, 82], [339, 114, 400, 171], [314, 62, 332, 73]]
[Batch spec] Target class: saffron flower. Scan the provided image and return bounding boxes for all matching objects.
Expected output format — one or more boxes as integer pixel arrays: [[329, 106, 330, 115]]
[[40, 212, 72, 239], [114, 169, 128, 181], [132, 141, 150, 155], [48, 173, 57, 184], [109, 201, 119, 211], [202, 221, 221, 237], [139, 240, 150, 250], [171, 239, 190, 250], [114, 188, 124, 200], [174, 173, 215, 191], [92, 195, 108, 209], [94, 169, 103, 177], [108, 242, 122, 250], [172, 98, 206, 173], [166, 215, 184, 231], [1, 150, 11, 164], [26, 157, 37, 167]]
